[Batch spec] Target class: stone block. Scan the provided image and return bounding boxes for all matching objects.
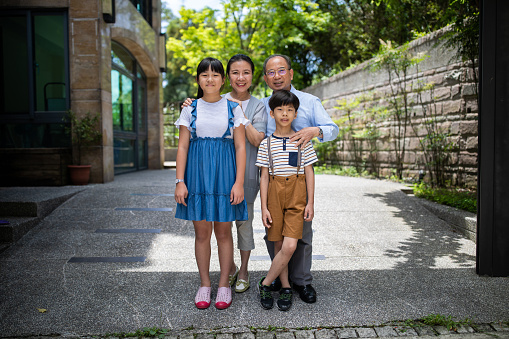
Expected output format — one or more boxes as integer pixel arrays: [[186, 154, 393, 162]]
[[466, 136, 478, 150], [455, 325, 475, 334], [451, 84, 462, 99], [355, 328, 376, 338], [464, 67, 478, 82], [374, 326, 397, 337], [433, 326, 453, 335], [433, 87, 450, 100], [235, 334, 256, 339], [491, 323, 509, 332], [274, 332, 295, 339], [315, 329, 335, 339], [459, 121, 478, 135], [459, 153, 478, 166], [450, 121, 460, 134], [406, 137, 422, 150], [394, 327, 418, 336], [255, 332, 275, 339], [462, 83, 478, 97], [196, 334, 215, 339], [403, 152, 416, 164], [441, 100, 462, 114], [474, 324, 495, 333], [335, 329, 356, 339], [70, 0, 100, 18], [414, 326, 435, 336], [444, 70, 462, 85], [429, 74, 445, 86], [419, 91, 432, 104], [294, 330, 315, 339], [72, 89, 101, 101], [71, 62, 100, 89], [449, 152, 459, 165], [465, 99, 478, 113], [71, 20, 98, 55], [70, 101, 101, 116]]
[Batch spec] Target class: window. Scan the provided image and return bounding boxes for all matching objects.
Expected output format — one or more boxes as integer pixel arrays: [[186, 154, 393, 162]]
[[0, 10, 69, 148], [111, 41, 147, 174], [130, 0, 152, 25]]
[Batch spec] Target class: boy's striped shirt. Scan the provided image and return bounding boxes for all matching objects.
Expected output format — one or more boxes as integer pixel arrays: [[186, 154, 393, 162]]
[[256, 134, 318, 176]]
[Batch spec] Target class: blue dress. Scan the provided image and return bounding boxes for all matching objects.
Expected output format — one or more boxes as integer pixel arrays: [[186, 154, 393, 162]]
[[175, 100, 248, 222]]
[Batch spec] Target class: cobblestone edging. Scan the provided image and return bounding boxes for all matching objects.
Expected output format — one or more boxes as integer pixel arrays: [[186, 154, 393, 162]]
[[169, 323, 509, 339], [27, 322, 508, 339]]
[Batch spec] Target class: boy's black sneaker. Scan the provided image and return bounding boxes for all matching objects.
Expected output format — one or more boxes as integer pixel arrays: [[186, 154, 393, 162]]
[[277, 288, 293, 311], [258, 277, 274, 309], [269, 277, 282, 291]]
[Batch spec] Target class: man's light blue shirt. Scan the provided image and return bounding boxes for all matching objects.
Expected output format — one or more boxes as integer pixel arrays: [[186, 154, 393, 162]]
[[261, 85, 339, 142]]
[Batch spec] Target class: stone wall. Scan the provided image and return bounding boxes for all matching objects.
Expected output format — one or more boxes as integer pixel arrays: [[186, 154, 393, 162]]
[[304, 28, 478, 187]]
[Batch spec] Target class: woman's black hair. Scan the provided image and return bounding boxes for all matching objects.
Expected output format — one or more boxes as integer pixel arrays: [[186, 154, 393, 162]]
[[226, 54, 255, 75], [196, 57, 225, 99], [268, 90, 300, 111]]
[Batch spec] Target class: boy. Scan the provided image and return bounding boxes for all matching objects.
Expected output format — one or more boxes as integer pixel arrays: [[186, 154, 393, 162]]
[[255, 90, 318, 311]]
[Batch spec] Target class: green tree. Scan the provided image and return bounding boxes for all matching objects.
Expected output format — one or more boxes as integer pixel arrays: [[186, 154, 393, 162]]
[[310, 0, 477, 80], [161, 4, 196, 103], [166, 0, 330, 96], [370, 39, 426, 180]]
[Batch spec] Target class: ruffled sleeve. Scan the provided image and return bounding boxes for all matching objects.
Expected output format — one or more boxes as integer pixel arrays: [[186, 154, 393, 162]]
[[174, 106, 192, 130], [232, 106, 251, 128]]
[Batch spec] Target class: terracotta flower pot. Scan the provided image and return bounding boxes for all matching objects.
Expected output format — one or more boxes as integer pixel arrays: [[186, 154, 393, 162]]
[[68, 165, 92, 185]]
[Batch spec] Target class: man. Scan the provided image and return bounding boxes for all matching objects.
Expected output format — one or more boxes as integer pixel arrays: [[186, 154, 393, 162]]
[[261, 54, 339, 303]]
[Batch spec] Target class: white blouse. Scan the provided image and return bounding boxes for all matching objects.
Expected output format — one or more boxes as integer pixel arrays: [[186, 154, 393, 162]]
[[175, 97, 249, 139]]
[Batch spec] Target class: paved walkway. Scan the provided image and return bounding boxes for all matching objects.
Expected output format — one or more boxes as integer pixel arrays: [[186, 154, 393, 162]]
[[0, 170, 508, 338]]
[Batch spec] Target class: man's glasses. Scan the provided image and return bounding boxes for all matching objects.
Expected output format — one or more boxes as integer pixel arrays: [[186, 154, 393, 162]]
[[265, 68, 288, 77]]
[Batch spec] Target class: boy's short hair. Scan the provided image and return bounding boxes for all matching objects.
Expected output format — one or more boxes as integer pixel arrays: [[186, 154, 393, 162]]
[[269, 90, 300, 111]]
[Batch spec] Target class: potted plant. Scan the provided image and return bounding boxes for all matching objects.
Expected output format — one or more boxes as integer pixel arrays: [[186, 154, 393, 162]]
[[64, 110, 102, 185]]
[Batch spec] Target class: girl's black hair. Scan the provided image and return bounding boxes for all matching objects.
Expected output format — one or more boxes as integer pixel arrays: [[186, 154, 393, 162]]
[[268, 90, 300, 111], [196, 57, 225, 99], [226, 54, 255, 75]]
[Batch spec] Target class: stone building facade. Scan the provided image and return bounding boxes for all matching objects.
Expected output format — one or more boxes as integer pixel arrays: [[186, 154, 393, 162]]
[[0, 0, 165, 185], [305, 28, 478, 187]]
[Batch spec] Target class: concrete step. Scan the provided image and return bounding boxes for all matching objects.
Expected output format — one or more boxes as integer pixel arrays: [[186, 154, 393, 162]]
[[0, 186, 86, 248], [0, 216, 40, 243], [163, 161, 176, 168]]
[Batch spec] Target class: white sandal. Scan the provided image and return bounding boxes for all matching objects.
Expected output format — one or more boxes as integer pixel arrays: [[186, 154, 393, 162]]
[[235, 273, 250, 293]]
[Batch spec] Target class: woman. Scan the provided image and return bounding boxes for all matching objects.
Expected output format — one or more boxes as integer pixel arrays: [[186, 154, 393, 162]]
[[224, 54, 267, 293]]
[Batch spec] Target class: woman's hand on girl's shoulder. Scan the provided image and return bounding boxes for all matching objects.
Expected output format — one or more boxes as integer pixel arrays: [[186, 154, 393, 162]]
[[181, 98, 195, 108], [175, 182, 188, 206], [227, 98, 242, 109], [230, 182, 244, 205]]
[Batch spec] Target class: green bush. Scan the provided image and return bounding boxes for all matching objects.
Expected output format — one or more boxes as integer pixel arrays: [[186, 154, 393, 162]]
[[413, 182, 477, 214]]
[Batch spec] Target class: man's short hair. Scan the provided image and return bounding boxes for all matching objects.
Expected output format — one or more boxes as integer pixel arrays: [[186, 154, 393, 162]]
[[269, 90, 300, 111], [263, 54, 292, 74]]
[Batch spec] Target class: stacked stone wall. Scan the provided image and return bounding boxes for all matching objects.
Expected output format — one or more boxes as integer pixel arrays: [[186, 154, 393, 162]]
[[304, 28, 478, 187]]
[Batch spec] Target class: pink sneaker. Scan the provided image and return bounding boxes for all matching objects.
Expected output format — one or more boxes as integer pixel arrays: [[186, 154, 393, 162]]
[[195, 286, 211, 309], [214, 287, 232, 309]]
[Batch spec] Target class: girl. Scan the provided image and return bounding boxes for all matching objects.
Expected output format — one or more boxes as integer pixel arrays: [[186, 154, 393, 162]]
[[174, 57, 249, 310], [182, 55, 267, 293]]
